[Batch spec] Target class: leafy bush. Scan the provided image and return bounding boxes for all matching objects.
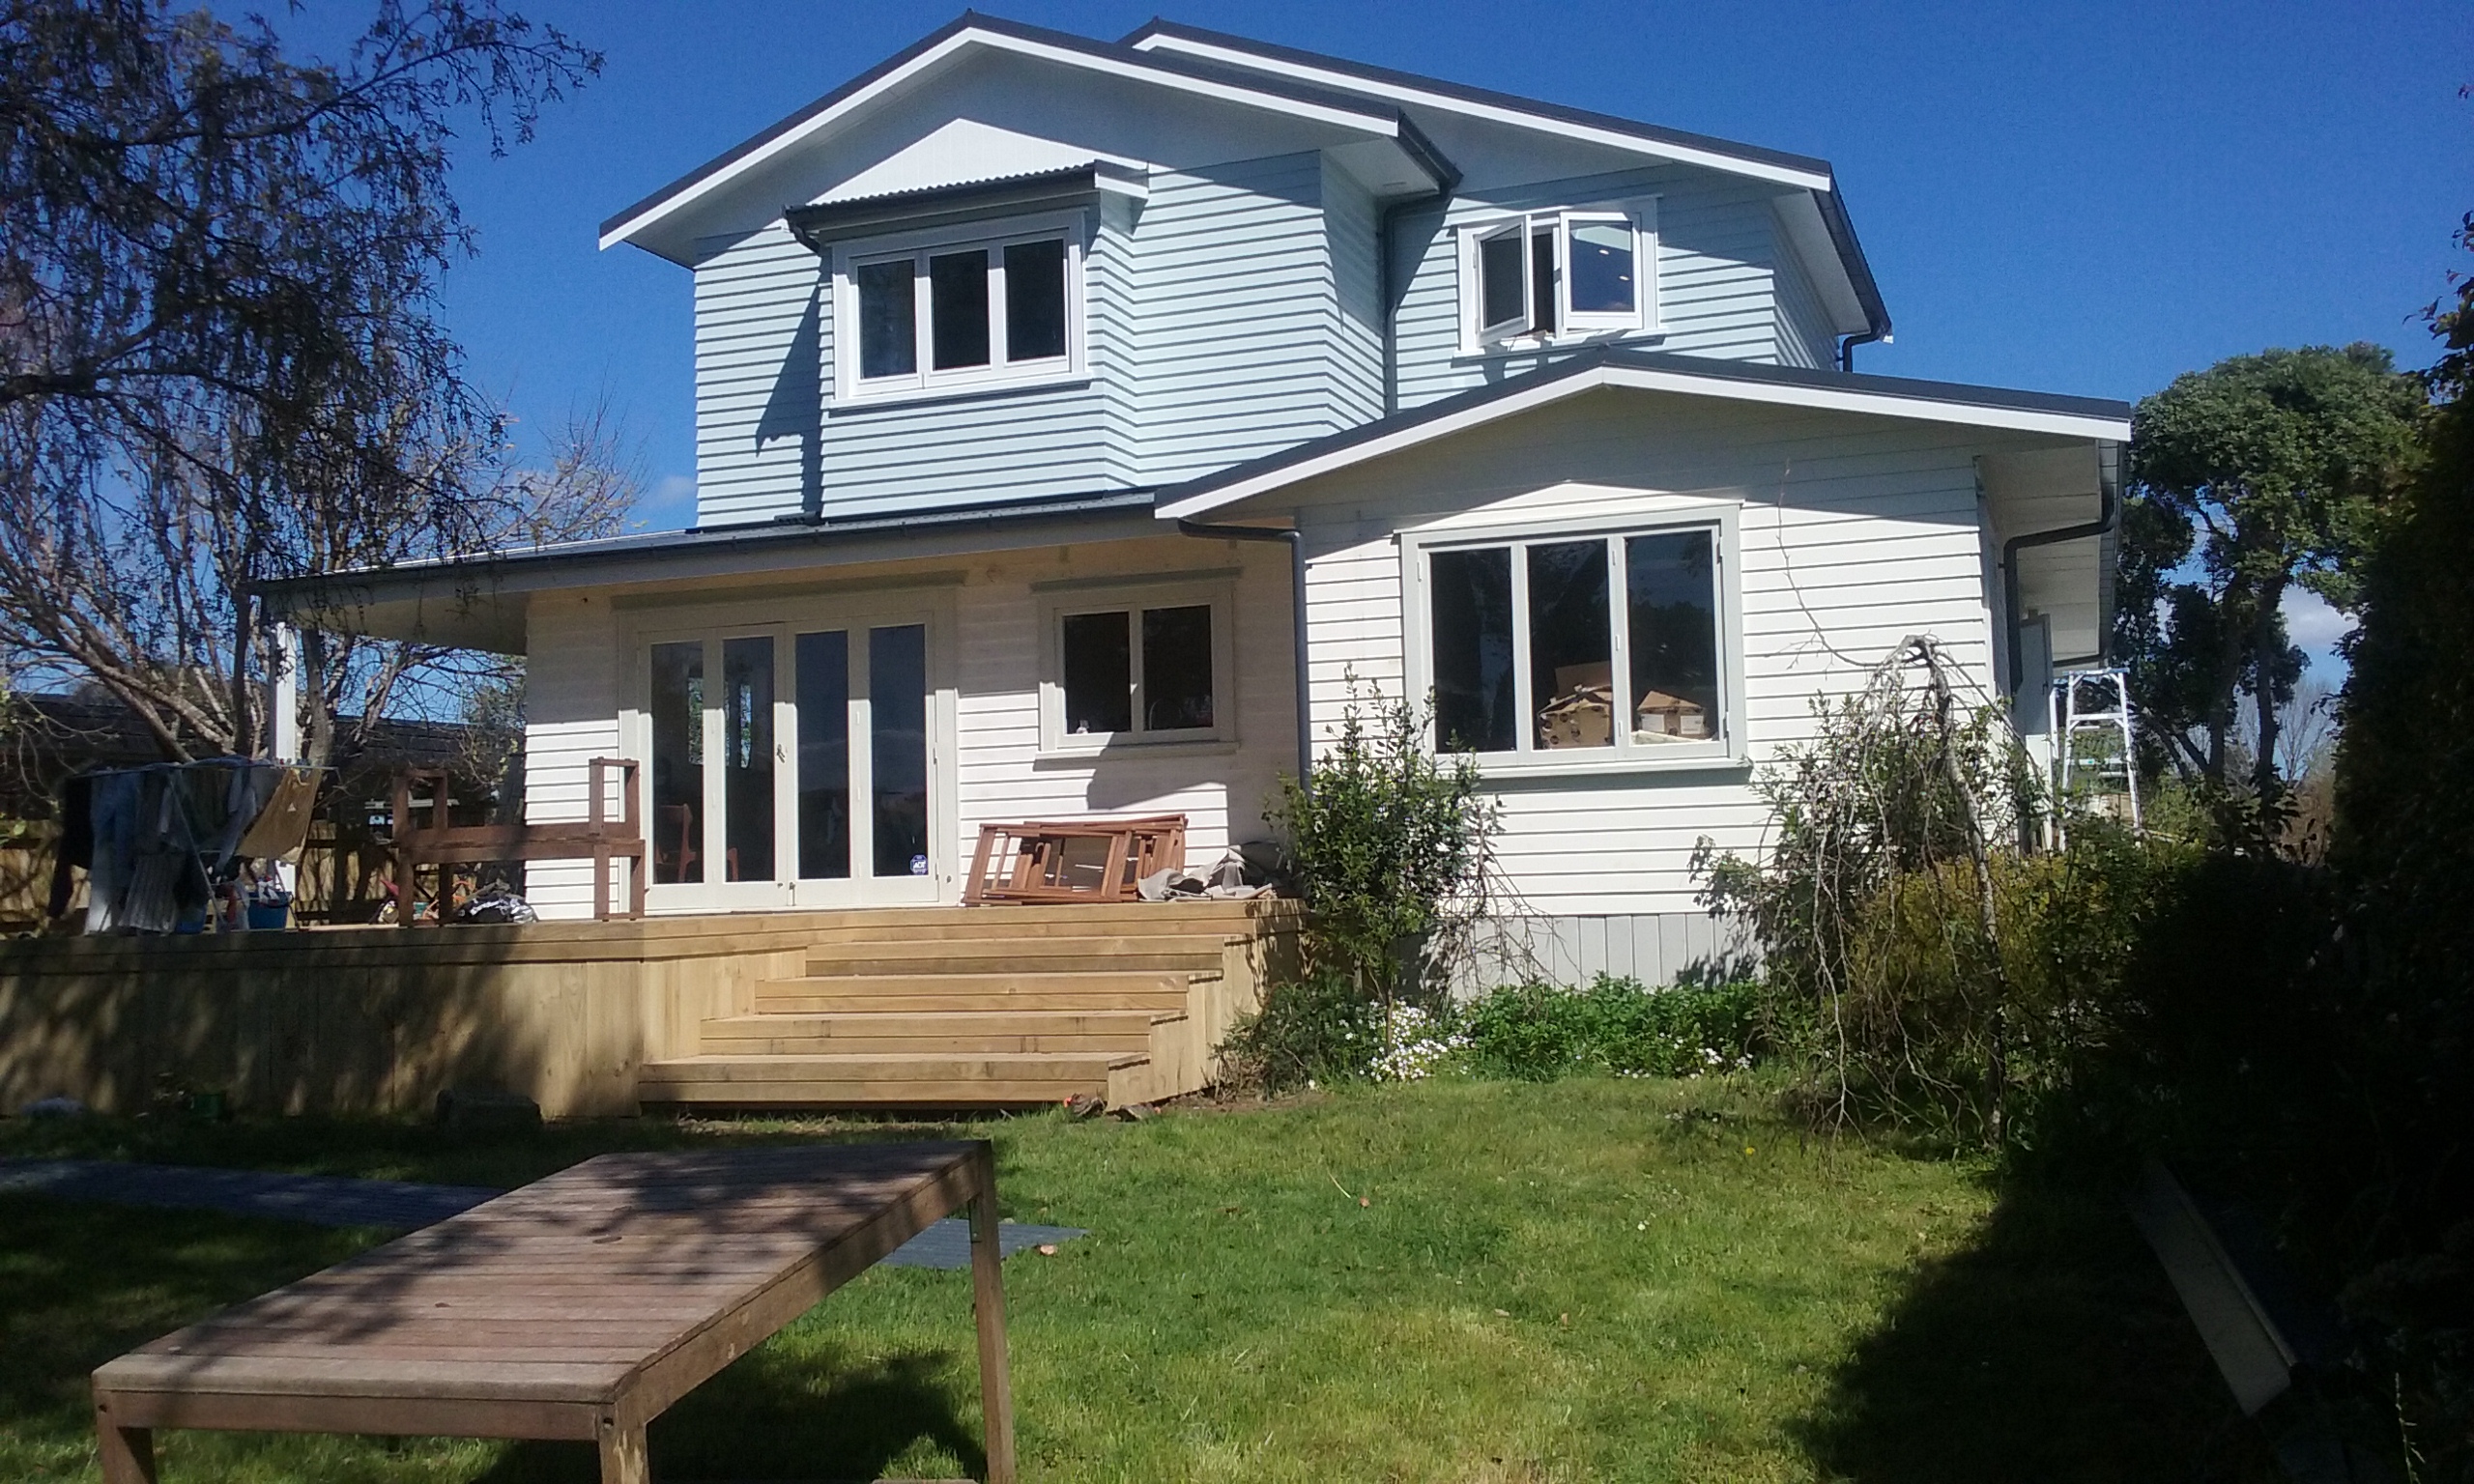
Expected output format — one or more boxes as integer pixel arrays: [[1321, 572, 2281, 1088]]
[[1216, 967, 1385, 1094], [1460, 974, 1760, 1081], [1266, 683, 1501, 998]]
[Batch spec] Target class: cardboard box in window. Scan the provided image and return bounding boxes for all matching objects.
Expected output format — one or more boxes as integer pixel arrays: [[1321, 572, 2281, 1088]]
[[1633, 688, 1710, 742], [1539, 662, 1615, 749]]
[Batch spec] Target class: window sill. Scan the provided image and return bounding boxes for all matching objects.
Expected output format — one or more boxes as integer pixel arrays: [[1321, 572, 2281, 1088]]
[[833, 371, 1091, 414], [1453, 328, 1669, 364], [1036, 734, 1240, 764], [1453, 745, 1749, 783]]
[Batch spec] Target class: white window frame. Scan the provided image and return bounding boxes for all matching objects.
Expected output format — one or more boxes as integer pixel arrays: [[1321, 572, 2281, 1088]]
[[1457, 201, 1660, 354], [1037, 576, 1239, 756], [1400, 500, 1744, 777], [830, 210, 1087, 405]]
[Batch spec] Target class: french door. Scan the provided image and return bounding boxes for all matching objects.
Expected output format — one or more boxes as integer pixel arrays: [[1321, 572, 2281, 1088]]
[[636, 603, 945, 911]]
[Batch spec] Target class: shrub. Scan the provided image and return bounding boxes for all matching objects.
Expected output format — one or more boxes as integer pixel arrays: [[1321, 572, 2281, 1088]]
[[1461, 974, 1759, 1081], [1216, 967, 1385, 1094]]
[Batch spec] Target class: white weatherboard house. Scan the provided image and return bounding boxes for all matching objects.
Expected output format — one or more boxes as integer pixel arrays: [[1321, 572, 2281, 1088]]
[[302, 15, 2129, 985]]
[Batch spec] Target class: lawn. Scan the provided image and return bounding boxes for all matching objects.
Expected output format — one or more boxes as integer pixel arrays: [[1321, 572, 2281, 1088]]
[[0, 1076, 2274, 1482]]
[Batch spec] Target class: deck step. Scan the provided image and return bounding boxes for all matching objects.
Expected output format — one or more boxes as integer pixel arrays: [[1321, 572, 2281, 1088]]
[[753, 971, 1199, 1012], [638, 1051, 1137, 1106], [803, 935, 1226, 976], [699, 1010, 1168, 1056]]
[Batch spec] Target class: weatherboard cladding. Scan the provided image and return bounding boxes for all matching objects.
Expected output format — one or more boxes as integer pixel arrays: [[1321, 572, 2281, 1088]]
[[1390, 164, 1802, 413], [1769, 222, 1836, 372], [519, 592, 623, 917]]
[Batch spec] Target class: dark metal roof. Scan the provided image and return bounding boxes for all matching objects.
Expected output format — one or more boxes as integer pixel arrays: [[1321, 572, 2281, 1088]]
[[600, 11, 1419, 243], [259, 487, 1158, 603], [1154, 346, 2133, 512]]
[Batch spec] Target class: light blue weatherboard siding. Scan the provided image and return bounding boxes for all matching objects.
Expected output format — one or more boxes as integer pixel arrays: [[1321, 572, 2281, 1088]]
[[692, 222, 826, 527], [1770, 218, 1837, 372], [1124, 151, 1376, 484], [1390, 166, 1803, 411]]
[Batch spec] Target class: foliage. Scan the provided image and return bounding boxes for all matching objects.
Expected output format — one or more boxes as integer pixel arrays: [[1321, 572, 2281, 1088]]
[[1458, 973, 1760, 1081], [2115, 345, 2426, 800], [1265, 682, 1501, 999], [1215, 966, 1387, 1094], [0, 1, 625, 764], [1696, 636, 2044, 1143]]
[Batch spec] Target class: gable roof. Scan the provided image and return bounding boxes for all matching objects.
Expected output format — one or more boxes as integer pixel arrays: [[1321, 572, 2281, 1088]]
[[598, 12, 1447, 258], [1153, 348, 2131, 521], [1124, 18, 1887, 339]]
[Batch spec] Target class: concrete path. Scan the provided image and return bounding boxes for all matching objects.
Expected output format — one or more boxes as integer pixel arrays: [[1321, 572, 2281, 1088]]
[[0, 1156, 1084, 1269]]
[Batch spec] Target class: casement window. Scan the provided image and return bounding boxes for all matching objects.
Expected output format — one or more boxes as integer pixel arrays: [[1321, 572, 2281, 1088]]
[[1463, 206, 1656, 350], [835, 214, 1083, 401], [1038, 579, 1238, 754], [1411, 515, 1737, 768]]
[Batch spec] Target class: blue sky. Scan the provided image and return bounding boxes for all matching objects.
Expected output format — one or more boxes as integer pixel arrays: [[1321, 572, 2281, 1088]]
[[410, 0, 2471, 667]]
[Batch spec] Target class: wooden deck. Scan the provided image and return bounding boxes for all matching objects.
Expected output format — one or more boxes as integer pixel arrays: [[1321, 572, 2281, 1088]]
[[0, 899, 1302, 1116], [90, 1141, 1014, 1483]]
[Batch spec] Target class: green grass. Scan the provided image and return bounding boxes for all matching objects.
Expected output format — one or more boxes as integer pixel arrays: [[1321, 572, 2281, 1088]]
[[0, 1077, 2275, 1482]]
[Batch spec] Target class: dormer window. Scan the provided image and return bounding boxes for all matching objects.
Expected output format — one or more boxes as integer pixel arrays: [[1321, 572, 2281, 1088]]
[[1462, 206, 1657, 351], [831, 212, 1086, 403]]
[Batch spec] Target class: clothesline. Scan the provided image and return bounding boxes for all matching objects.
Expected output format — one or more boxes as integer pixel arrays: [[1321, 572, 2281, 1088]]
[[60, 759, 328, 933]]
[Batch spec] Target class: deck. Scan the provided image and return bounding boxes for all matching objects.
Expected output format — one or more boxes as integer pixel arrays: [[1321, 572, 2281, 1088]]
[[91, 1141, 1014, 1483], [0, 899, 1302, 1115]]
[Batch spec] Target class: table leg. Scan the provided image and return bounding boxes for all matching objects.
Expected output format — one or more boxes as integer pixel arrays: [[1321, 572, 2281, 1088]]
[[968, 1176, 1018, 1484], [93, 1405, 155, 1484], [597, 1416, 648, 1484]]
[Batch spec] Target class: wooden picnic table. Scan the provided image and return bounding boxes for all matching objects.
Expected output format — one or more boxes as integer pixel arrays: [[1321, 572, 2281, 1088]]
[[90, 1142, 1015, 1483]]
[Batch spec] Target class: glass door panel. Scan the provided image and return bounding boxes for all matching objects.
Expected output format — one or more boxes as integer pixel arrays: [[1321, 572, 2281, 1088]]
[[795, 630, 851, 880], [869, 624, 930, 879], [719, 636, 775, 882], [648, 641, 705, 884]]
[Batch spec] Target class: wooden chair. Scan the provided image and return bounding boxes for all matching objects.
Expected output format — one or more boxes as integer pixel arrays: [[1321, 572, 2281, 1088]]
[[964, 813, 1187, 904], [390, 758, 647, 924]]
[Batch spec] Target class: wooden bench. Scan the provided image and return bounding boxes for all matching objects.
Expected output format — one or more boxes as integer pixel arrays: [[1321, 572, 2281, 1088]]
[[90, 1141, 1016, 1483], [391, 757, 647, 923], [964, 813, 1188, 904]]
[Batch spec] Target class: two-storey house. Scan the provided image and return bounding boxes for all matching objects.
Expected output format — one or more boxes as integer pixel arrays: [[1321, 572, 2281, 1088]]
[[302, 14, 2128, 985]]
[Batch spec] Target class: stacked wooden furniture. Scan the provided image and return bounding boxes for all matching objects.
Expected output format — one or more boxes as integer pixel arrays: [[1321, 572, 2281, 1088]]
[[90, 1142, 1015, 1484], [636, 897, 1300, 1109], [391, 758, 647, 923], [964, 813, 1187, 903]]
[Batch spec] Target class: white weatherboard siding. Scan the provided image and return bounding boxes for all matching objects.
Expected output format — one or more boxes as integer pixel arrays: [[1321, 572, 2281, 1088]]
[[521, 592, 622, 916], [1391, 167, 1809, 411], [1282, 387, 2058, 918], [512, 535, 1297, 920], [1769, 222, 1836, 372]]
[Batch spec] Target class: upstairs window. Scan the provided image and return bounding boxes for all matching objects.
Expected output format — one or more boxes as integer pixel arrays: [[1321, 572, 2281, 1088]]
[[836, 215, 1083, 401], [1462, 207, 1654, 350]]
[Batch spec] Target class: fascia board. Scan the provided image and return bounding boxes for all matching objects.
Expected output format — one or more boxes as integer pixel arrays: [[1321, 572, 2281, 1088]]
[[1130, 30, 1835, 193], [600, 25, 1403, 253], [1157, 361, 2132, 522]]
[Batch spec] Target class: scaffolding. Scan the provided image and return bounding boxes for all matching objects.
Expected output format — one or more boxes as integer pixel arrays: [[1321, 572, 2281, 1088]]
[[2047, 668, 2143, 842]]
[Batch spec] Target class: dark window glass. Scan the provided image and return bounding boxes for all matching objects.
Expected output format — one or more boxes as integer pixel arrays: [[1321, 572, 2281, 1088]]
[[1141, 605, 1214, 730], [720, 636, 774, 881], [929, 249, 990, 370], [1003, 239, 1068, 361], [1626, 531, 1719, 744], [1061, 611, 1132, 735], [869, 624, 929, 878], [1479, 231, 1526, 331], [1528, 540, 1612, 750], [648, 642, 704, 884], [795, 630, 849, 879], [1568, 219, 1636, 315], [1530, 227, 1558, 334], [856, 259, 916, 379], [1429, 549, 1515, 753]]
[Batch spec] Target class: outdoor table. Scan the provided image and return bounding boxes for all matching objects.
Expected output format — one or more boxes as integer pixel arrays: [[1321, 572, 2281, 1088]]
[[89, 1141, 1015, 1483]]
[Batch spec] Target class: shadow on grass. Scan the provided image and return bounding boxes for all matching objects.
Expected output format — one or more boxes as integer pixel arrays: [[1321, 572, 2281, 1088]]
[[1798, 1173, 2285, 1484]]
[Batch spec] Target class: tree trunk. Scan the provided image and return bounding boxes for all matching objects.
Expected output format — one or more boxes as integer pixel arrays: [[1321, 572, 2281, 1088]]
[[2252, 577, 2287, 803]]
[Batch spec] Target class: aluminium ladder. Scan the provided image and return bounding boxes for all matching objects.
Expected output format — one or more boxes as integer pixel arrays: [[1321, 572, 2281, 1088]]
[[2048, 668, 2143, 841]]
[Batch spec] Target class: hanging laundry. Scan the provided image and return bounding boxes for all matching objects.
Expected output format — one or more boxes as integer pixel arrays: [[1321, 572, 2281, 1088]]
[[235, 767, 319, 862]]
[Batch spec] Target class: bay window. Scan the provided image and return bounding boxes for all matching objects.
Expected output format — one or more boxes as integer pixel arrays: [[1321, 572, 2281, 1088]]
[[1415, 517, 1734, 766]]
